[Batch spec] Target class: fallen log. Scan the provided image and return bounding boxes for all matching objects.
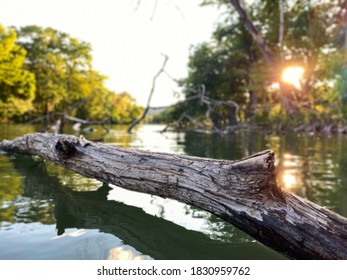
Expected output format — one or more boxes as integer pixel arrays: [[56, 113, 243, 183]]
[[1, 133, 347, 259], [9, 155, 281, 259]]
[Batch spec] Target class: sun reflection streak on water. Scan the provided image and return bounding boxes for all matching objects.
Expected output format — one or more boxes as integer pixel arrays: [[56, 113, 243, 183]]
[[282, 172, 297, 189], [278, 153, 301, 190], [276, 147, 341, 212]]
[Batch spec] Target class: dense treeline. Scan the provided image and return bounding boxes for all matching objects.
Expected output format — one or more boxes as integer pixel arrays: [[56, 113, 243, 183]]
[[0, 24, 142, 123], [164, 0, 347, 131]]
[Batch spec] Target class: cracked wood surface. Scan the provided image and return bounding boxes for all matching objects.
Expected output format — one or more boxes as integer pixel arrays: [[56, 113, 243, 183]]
[[1, 133, 347, 259]]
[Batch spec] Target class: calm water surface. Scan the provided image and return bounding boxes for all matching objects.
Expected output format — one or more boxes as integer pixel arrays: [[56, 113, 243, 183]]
[[0, 124, 346, 259]]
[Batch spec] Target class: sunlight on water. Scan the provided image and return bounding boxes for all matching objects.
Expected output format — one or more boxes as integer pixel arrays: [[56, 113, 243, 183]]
[[108, 245, 153, 260], [278, 153, 301, 190], [129, 125, 186, 154], [282, 172, 297, 189], [51, 229, 86, 239], [107, 186, 233, 241]]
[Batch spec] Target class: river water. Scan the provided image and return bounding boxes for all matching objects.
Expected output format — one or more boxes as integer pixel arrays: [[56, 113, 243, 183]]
[[0, 124, 346, 259]]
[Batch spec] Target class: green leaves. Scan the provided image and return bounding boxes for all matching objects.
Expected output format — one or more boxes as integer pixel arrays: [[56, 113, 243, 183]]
[[15, 25, 93, 115], [179, 0, 347, 126], [0, 24, 142, 124], [0, 25, 35, 122]]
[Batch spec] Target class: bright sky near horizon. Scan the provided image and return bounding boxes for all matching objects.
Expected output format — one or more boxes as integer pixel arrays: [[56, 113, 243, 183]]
[[0, 0, 223, 107]]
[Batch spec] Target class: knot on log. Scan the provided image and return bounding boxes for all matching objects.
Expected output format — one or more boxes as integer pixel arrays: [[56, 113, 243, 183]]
[[55, 135, 91, 159], [265, 150, 275, 171], [55, 138, 79, 158]]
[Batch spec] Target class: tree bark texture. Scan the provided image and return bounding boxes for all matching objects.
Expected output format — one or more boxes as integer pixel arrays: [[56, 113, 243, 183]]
[[1, 133, 347, 259]]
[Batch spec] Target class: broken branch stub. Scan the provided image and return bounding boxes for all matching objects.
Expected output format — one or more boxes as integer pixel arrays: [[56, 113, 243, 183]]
[[1, 133, 347, 259]]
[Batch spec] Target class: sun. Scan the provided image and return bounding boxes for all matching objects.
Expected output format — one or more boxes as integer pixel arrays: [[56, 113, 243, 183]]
[[281, 66, 304, 89]]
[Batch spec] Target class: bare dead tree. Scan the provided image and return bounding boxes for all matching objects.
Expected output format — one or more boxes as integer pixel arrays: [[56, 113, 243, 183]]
[[151, 0, 160, 21], [134, 0, 142, 11], [134, 0, 185, 20], [127, 54, 169, 133], [162, 84, 240, 134], [161, 113, 199, 132]]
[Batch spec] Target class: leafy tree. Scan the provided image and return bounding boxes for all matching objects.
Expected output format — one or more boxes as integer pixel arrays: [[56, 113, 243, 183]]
[[177, 8, 261, 123], [107, 92, 143, 124], [0, 24, 35, 122], [178, 0, 347, 127], [13, 25, 143, 124], [15, 25, 93, 117], [77, 87, 143, 124]]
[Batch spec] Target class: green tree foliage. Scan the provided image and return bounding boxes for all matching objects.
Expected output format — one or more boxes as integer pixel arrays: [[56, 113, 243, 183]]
[[16, 25, 99, 116], [181, 17, 260, 119], [0, 25, 35, 122], [107, 92, 143, 124], [0, 24, 142, 124], [78, 89, 143, 124], [179, 0, 347, 127]]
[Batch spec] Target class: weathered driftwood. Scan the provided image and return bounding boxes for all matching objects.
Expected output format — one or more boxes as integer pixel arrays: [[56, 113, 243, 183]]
[[10, 155, 280, 259], [1, 133, 347, 259]]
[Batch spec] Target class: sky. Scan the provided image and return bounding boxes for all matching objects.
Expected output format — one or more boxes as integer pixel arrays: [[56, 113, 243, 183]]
[[0, 0, 223, 107]]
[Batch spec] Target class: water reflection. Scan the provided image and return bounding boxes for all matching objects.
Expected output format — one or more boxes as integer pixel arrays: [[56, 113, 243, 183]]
[[277, 153, 301, 190], [274, 136, 346, 215], [281, 172, 297, 189], [108, 245, 153, 260], [107, 186, 239, 242], [0, 155, 23, 223]]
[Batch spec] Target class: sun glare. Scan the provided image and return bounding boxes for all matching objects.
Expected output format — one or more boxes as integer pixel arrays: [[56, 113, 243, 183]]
[[281, 66, 304, 89], [282, 172, 297, 189]]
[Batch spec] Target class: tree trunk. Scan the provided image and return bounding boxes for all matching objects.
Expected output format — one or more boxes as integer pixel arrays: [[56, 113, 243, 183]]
[[229, 0, 274, 65], [1, 133, 347, 259]]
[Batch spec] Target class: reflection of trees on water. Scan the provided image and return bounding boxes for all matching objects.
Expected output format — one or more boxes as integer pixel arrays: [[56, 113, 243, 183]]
[[182, 131, 267, 160], [0, 154, 23, 223], [6, 154, 282, 259], [273, 133, 347, 217]]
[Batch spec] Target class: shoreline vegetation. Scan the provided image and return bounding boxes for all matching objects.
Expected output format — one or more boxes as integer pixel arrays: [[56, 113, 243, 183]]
[[143, 0, 347, 136], [1, 1, 347, 136], [0, 24, 142, 126]]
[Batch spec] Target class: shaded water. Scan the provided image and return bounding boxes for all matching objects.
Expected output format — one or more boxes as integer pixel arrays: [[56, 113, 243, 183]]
[[0, 124, 346, 259]]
